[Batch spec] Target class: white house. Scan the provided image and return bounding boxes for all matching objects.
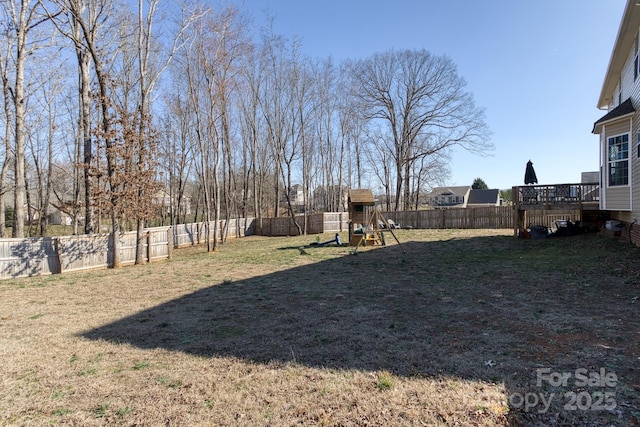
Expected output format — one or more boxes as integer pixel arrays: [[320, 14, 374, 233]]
[[289, 184, 305, 207], [592, 0, 640, 244], [426, 186, 471, 208], [152, 190, 192, 215]]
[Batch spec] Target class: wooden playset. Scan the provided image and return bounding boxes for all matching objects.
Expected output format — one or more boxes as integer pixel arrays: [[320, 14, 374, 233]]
[[347, 189, 403, 251]]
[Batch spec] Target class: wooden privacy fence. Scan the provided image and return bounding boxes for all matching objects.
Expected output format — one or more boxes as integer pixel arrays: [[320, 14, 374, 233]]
[[385, 206, 587, 230], [255, 212, 349, 236], [385, 206, 514, 229], [518, 209, 582, 228], [0, 227, 171, 280], [257, 208, 515, 235], [173, 217, 255, 247], [0, 217, 256, 280]]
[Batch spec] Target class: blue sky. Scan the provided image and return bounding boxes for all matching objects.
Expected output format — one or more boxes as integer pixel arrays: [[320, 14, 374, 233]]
[[240, 1, 625, 190]]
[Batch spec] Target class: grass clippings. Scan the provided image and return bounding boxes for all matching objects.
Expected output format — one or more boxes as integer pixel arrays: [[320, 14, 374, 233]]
[[0, 229, 639, 426]]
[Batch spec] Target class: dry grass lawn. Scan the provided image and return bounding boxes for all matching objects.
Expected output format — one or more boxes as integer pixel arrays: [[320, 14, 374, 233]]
[[1, 229, 639, 426]]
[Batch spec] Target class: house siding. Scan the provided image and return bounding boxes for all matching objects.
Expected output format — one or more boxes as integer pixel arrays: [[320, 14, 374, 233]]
[[606, 187, 631, 210], [601, 119, 632, 210], [596, 1, 640, 245], [604, 120, 631, 138], [623, 42, 640, 217], [601, 33, 637, 213]]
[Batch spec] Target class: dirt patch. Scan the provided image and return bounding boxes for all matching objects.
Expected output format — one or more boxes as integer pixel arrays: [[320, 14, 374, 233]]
[[0, 229, 638, 425]]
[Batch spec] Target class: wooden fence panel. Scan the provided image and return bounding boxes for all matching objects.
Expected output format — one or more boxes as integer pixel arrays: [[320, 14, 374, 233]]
[[323, 212, 348, 232], [217, 218, 254, 240], [264, 217, 302, 236], [255, 213, 349, 236], [0, 238, 58, 279], [306, 213, 324, 234], [59, 234, 110, 273], [173, 218, 255, 247], [146, 227, 171, 261], [384, 207, 515, 229], [119, 232, 138, 265], [523, 210, 582, 228], [174, 223, 199, 247]]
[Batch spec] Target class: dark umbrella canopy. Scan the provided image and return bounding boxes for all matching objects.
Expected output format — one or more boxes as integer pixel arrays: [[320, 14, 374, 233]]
[[524, 160, 538, 185]]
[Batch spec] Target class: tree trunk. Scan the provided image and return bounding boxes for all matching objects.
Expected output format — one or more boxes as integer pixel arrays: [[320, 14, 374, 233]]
[[12, 5, 27, 238], [0, 68, 12, 238], [79, 49, 94, 234]]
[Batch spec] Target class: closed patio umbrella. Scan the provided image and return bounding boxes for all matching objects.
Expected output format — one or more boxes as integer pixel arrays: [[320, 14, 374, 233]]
[[524, 160, 538, 185]]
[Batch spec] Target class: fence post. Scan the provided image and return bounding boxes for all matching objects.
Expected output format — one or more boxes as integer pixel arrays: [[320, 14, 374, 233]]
[[146, 231, 152, 263], [167, 227, 173, 259], [55, 237, 63, 274]]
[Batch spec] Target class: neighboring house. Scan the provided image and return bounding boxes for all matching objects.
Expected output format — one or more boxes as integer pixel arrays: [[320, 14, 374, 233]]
[[289, 184, 305, 207], [22, 204, 40, 222], [581, 171, 600, 202], [581, 171, 599, 183], [48, 208, 73, 226], [426, 186, 471, 208], [466, 189, 501, 207], [153, 190, 192, 215], [592, 0, 640, 244]]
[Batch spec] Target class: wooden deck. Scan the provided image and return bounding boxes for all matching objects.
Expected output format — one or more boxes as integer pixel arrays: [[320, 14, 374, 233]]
[[513, 183, 599, 210], [512, 183, 602, 234]]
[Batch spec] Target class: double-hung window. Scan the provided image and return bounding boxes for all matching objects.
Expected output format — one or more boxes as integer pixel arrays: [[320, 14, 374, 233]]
[[608, 134, 629, 186]]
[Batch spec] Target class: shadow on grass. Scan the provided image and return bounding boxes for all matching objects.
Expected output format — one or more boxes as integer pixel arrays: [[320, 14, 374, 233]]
[[81, 234, 640, 425]]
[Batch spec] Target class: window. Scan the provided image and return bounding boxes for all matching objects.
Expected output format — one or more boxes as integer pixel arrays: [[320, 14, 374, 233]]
[[608, 134, 629, 186]]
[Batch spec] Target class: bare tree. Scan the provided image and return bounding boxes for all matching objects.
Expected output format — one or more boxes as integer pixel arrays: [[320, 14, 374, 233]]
[[259, 29, 310, 235], [237, 45, 259, 218], [26, 71, 65, 236], [48, 0, 103, 234], [180, 7, 225, 252], [258, 29, 289, 221], [238, 42, 276, 232], [350, 49, 491, 211], [127, 0, 202, 262], [63, 0, 124, 266], [159, 105, 193, 228], [364, 131, 394, 211], [198, 5, 249, 242], [0, 26, 15, 237], [337, 63, 366, 190], [410, 152, 449, 209], [0, 0, 57, 237], [313, 58, 340, 214]]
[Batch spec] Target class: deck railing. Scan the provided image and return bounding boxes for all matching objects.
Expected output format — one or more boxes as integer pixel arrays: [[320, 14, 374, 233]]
[[512, 183, 600, 208]]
